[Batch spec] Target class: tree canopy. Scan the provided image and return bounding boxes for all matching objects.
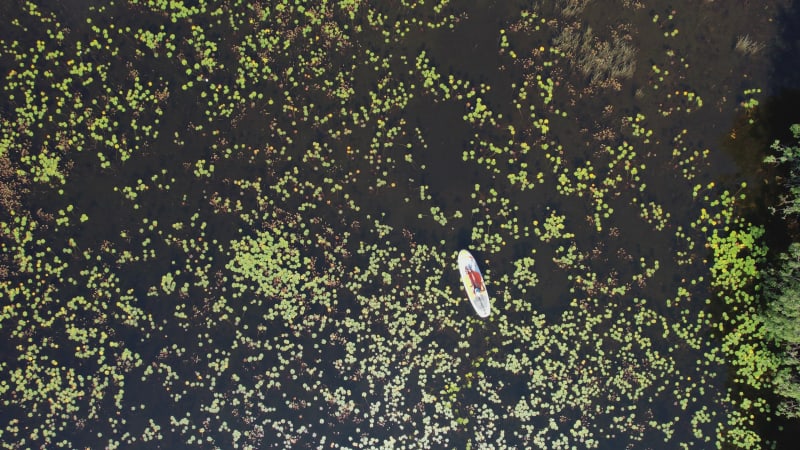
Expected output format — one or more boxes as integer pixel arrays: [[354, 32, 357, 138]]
[[764, 124, 800, 418]]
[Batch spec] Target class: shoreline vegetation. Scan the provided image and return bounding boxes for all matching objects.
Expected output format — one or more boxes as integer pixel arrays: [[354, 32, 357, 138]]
[[763, 124, 800, 420], [1, 0, 798, 448]]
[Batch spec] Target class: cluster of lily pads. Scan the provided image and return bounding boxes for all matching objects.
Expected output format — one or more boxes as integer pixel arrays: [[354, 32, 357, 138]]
[[0, 0, 785, 449]]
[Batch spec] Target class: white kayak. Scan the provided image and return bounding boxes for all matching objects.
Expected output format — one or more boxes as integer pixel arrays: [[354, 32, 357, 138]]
[[458, 249, 491, 318]]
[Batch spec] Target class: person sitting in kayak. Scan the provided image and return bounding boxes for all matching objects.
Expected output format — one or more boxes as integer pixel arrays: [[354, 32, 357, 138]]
[[467, 266, 485, 293]]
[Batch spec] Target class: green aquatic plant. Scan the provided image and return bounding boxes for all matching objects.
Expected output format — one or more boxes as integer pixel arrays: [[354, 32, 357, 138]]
[[625, 113, 653, 143], [533, 209, 575, 243], [635, 199, 670, 231], [0, 0, 789, 448]]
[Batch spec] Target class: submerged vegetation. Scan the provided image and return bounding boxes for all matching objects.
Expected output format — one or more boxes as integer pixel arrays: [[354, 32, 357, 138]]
[[0, 0, 795, 448]]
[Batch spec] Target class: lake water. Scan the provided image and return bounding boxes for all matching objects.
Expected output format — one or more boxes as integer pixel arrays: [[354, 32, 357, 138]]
[[1, 0, 799, 448]]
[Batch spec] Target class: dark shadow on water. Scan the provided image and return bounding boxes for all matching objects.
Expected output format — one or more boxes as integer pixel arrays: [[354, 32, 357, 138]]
[[761, 91, 800, 142], [769, 0, 800, 95], [720, 90, 800, 258]]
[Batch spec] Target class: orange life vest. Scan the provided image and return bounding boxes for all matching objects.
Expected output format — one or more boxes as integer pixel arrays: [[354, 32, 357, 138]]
[[468, 269, 484, 291]]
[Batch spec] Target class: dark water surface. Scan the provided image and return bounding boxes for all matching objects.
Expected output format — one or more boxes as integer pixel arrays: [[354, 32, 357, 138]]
[[1, 0, 799, 448]]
